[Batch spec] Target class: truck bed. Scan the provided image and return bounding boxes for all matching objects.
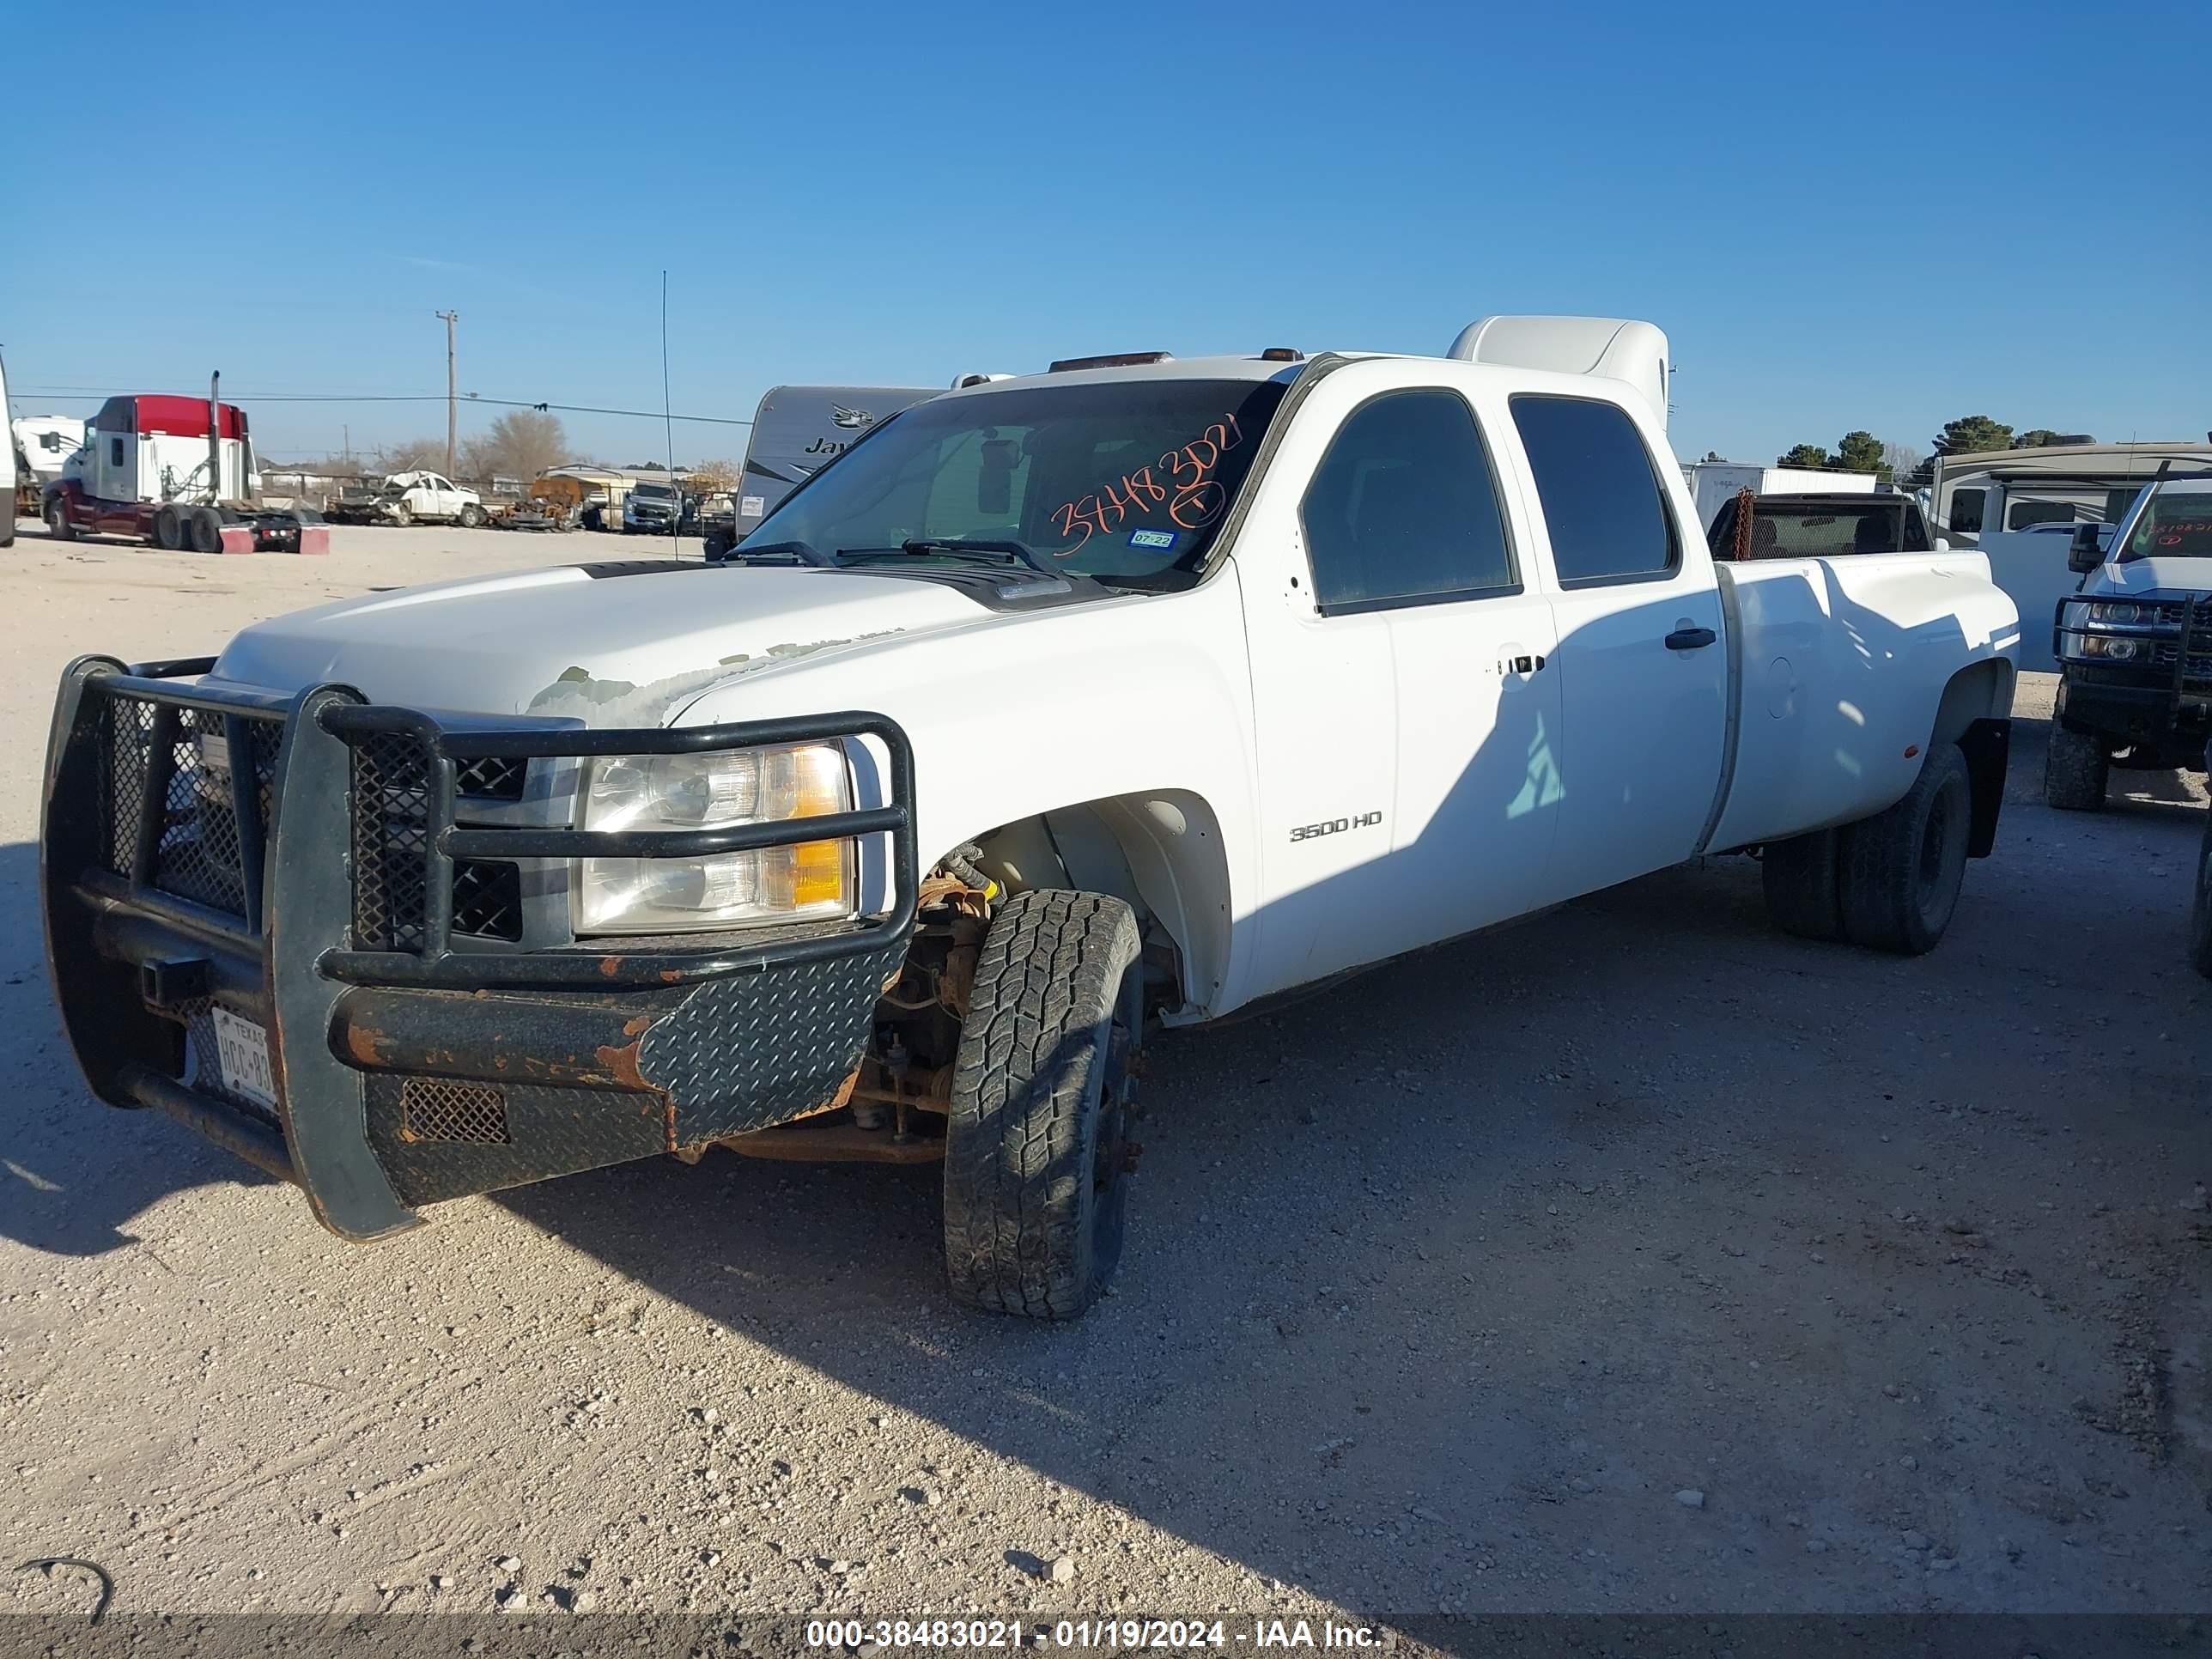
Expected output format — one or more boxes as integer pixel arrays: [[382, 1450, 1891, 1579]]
[[1707, 550, 2019, 852]]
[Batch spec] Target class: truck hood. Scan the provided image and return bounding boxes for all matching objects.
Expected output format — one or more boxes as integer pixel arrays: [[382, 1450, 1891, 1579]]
[[2085, 556, 2212, 596], [207, 561, 988, 724]]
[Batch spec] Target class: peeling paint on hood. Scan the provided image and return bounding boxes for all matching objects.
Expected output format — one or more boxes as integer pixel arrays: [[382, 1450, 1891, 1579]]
[[205, 563, 981, 723]]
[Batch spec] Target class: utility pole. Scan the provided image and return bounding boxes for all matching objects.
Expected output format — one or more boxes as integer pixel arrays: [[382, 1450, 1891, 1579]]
[[434, 309, 459, 476]]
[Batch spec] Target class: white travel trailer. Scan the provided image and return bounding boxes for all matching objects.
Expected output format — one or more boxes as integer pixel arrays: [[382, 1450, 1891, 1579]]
[[1934, 441, 2212, 671], [12, 415, 86, 485]]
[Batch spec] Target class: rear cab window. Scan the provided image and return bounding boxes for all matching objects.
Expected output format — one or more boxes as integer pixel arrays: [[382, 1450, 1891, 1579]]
[[1707, 497, 1929, 560], [1509, 395, 1680, 586]]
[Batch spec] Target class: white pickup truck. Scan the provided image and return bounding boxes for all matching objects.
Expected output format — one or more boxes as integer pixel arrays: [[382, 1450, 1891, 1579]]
[[40, 317, 2020, 1320], [325, 468, 488, 528]]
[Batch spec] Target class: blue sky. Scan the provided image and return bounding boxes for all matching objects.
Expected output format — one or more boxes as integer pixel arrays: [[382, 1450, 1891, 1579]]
[[3, 0, 2204, 469]]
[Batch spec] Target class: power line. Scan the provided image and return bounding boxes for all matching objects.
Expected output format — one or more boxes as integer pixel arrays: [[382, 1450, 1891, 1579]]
[[11, 386, 755, 427]]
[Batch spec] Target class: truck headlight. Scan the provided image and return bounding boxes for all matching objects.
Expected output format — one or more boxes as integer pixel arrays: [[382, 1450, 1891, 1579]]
[[575, 743, 855, 933], [2062, 632, 2142, 662], [2086, 601, 2141, 625]]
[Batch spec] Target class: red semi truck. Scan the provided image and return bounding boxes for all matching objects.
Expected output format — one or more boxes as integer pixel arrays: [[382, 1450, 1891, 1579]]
[[41, 375, 325, 554]]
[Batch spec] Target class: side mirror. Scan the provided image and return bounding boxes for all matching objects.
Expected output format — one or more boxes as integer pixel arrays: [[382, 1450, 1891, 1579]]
[[977, 439, 1016, 516], [2068, 523, 2105, 574]]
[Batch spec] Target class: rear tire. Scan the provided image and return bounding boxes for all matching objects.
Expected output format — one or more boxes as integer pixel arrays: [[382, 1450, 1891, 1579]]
[[943, 890, 1144, 1320], [188, 507, 223, 554], [2043, 721, 2108, 811], [1839, 744, 1972, 955], [2190, 815, 2212, 981], [46, 499, 75, 541], [389, 501, 413, 527], [1761, 829, 1844, 940], [154, 504, 184, 550]]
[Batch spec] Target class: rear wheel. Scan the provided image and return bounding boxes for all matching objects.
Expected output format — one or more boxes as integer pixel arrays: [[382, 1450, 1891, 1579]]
[[153, 504, 184, 550], [943, 890, 1144, 1320], [1838, 744, 1972, 955], [46, 499, 75, 541], [188, 507, 224, 554], [389, 501, 413, 527], [1761, 829, 1844, 940], [2044, 721, 2109, 811], [2190, 816, 2212, 981]]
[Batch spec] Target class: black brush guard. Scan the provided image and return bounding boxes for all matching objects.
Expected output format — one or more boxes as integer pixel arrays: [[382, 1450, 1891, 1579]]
[[40, 656, 917, 1241]]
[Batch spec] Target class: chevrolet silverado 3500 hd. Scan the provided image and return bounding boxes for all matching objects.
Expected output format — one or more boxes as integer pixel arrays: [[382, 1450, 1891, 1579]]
[[41, 318, 2021, 1319]]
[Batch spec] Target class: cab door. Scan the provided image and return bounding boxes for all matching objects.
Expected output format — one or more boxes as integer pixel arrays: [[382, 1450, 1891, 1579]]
[[1504, 393, 1726, 897], [1238, 374, 1565, 999]]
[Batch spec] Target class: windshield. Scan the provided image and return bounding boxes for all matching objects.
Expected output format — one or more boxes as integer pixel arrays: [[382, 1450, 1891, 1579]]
[[743, 376, 1291, 588], [2119, 486, 2212, 561], [635, 482, 676, 500]]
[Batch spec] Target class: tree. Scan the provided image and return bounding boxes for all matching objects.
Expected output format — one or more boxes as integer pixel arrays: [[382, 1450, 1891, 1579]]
[[686, 459, 740, 494], [2012, 428, 2088, 449], [371, 436, 446, 474], [1882, 441, 1923, 481], [457, 410, 568, 483], [1778, 443, 1831, 469], [1932, 415, 2013, 458], [1832, 430, 1887, 477], [1698, 449, 1724, 463]]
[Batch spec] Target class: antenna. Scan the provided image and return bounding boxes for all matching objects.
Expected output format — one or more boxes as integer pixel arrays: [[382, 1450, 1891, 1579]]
[[661, 270, 679, 558], [435, 310, 459, 478]]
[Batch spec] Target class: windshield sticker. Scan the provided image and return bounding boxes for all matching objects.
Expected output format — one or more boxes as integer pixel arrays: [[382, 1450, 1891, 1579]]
[[1130, 528, 1177, 550], [1048, 410, 1245, 556]]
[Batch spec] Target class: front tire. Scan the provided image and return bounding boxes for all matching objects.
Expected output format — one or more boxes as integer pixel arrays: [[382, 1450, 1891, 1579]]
[[459, 503, 486, 528], [1839, 744, 1972, 955], [46, 499, 75, 541], [943, 890, 1144, 1320], [2044, 721, 2109, 811]]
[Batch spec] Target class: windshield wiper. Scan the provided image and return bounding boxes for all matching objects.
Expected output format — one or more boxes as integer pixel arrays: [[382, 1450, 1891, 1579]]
[[836, 538, 1056, 577], [709, 538, 833, 567]]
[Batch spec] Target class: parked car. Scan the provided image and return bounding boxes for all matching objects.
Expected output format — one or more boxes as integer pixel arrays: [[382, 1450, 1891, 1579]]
[[622, 478, 688, 534], [39, 317, 2019, 1320], [325, 470, 488, 528], [2045, 468, 2212, 809]]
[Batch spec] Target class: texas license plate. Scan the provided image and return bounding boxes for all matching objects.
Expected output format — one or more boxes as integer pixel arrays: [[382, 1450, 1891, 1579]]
[[210, 1007, 279, 1111]]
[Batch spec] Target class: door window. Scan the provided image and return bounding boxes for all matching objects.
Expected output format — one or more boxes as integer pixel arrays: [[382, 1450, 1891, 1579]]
[[1299, 389, 1516, 615], [1949, 488, 1985, 533], [1509, 395, 1680, 586]]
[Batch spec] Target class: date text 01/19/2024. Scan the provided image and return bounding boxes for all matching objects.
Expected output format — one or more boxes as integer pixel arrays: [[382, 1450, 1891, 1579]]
[[803, 1620, 1382, 1650]]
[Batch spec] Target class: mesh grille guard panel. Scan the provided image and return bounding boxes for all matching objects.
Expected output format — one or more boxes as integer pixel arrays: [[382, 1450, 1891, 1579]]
[[349, 732, 432, 951]]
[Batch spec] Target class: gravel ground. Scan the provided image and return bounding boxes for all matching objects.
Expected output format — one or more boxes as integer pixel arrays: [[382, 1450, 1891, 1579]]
[[1, 520, 2207, 1624]]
